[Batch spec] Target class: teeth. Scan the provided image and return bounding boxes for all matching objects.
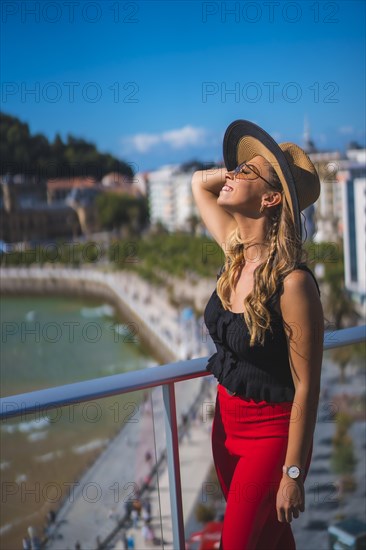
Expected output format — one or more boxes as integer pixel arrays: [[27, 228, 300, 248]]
[[222, 185, 233, 191]]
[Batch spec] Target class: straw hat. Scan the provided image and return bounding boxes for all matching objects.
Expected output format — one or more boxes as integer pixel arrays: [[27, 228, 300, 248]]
[[223, 120, 321, 238]]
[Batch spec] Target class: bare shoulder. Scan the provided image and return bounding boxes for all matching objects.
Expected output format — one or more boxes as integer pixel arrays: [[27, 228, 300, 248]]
[[281, 268, 318, 296], [279, 267, 324, 381], [279, 267, 323, 322]]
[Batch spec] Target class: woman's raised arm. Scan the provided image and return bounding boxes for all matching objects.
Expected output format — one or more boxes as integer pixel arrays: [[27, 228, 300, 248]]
[[191, 167, 237, 252]]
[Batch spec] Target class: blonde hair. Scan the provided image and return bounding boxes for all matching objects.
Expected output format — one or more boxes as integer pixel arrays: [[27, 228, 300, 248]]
[[216, 168, 306, 346]]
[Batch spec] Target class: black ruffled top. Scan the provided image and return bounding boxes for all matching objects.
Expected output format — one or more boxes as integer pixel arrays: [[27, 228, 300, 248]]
[[203, 263, 320, 403]]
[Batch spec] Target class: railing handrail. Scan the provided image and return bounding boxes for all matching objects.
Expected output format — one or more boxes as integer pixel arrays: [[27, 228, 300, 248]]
[[1, 324, 365, 420]]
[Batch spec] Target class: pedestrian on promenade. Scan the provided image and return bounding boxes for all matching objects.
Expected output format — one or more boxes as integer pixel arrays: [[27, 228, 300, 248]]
[[192, 119, 324, 549], [130, 507, 139, 529], [141, 502, 152, 523], [126, 532, 135, 549], [124, 499, 133, 520]]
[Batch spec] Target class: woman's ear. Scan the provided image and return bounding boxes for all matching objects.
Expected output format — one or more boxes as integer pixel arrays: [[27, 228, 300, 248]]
[[262, 191, 282, 209]]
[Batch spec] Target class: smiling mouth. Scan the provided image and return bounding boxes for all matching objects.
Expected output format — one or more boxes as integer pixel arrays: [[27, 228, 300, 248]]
[[221, 184, 233, 192]]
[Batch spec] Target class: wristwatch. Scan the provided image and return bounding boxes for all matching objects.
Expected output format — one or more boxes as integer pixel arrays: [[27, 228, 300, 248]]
[[282, 465, 302, 479]]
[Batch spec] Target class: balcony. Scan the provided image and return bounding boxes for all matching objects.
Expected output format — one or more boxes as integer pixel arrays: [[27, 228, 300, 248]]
[[1, 325, 365, 550]]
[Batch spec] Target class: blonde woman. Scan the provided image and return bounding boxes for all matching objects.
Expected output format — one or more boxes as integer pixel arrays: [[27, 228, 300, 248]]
[[192, 120, 324, 549]]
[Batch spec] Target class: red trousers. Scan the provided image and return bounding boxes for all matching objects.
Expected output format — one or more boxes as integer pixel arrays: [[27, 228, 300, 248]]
[[211, 383, 313, 550]]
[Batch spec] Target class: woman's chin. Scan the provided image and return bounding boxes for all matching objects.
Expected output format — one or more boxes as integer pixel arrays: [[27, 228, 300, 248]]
[[218, 194, 231, 206], [218, 196, 238, 212]]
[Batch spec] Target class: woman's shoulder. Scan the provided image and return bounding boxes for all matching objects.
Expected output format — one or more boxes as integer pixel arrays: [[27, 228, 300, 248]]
[[281, 263, 321, 297]]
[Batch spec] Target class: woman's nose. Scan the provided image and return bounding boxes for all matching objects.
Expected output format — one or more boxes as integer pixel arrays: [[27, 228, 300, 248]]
[[225, 170, 234, 180]]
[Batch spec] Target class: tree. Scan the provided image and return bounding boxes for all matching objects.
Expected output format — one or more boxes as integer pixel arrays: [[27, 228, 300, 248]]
[[305, 240, 359, 329], [0, 111, 134, 180], [331, 346, 353, 384], [95, 193, 149, 235], [331, 411, 357, 502], [187, 213, 200, 235]]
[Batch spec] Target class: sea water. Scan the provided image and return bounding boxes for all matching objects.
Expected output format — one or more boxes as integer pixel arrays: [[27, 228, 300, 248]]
[[0, 295, 156, 549]]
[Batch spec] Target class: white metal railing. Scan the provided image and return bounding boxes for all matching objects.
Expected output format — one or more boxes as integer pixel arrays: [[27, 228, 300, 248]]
[[1, 324, 365, 549]]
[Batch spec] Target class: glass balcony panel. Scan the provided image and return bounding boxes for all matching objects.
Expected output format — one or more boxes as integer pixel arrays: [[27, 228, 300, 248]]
[[172, 376, 220, 547], [0, 390, 163, 550]]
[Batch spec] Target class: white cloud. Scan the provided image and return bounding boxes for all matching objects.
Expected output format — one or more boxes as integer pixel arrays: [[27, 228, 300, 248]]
[[162, 126, 206, 149], [131, 133, 161, 153], [122, 125, 207, 153]]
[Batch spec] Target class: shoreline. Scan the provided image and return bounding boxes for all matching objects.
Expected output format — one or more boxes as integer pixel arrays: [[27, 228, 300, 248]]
[[0, 266, 212, 549], [0, 266, 185, 366]]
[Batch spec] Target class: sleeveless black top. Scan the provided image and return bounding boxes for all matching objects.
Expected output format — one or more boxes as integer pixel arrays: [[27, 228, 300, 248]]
[[203, 263, 321, 403]]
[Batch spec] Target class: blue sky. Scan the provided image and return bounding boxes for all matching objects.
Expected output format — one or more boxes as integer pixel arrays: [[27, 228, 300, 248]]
[[1, 0, 365, 171]]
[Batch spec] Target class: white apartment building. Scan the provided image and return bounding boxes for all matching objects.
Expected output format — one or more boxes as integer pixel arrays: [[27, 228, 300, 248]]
[[146, 165, 177, 232], [174, 171, 198, 232], [337, 148, 366, 308], [309, 150, 343, 243], [146, 165, 199, 232]]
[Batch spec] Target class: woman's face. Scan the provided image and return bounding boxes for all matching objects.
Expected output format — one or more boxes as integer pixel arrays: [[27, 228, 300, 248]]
[[218, 155, 274, 215]]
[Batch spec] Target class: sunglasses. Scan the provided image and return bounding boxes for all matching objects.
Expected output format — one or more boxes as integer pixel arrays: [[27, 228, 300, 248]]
[[232, 162, 282, 191]]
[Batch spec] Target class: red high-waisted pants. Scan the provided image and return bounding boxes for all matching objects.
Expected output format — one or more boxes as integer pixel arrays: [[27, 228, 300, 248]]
[[211, 383, 313, 550]]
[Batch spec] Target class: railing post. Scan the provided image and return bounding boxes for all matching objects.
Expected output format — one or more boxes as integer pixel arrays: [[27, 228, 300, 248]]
[[162, 382, 185, 550]]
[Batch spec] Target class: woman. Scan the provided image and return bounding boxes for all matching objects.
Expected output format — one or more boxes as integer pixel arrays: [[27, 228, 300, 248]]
[[191, 120, 324, 549]]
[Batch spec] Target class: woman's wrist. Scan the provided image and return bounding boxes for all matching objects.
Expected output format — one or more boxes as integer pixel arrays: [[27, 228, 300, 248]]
[[282, 464, 304, 482]]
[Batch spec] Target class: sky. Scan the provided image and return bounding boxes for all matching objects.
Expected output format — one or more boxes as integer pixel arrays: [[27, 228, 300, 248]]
[[1, 0, 365, 172]]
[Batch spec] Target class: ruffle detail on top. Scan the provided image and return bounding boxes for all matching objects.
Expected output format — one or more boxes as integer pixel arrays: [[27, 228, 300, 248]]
[[205, 302, 245, 382], [206, 347, 295, 403], [206, 345, 238, 385]]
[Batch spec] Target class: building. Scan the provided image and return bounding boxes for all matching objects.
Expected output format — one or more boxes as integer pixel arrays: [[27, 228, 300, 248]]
[[146, 165, 201, 232], [0, 174, 81, 243], [337, 147, 366, 308], [302, 123, 343, 242], [0, 173, 48, 207], [174, 170, 199, 232], [47, 176, 99, 203], [146, 165, 177, 231], [0, 199, 82, 244], [0, 170, 144, 244], [47, 172, 142, 204], [101, 172, 143, 197], [308, 149, 343, 243]]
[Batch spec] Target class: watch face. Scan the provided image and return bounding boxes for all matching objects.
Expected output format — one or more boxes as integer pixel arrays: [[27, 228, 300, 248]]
[[288, 466, 300, 479]]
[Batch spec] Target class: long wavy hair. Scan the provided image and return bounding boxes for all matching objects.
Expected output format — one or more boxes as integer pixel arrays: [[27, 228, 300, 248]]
[[216, 167, 307, 347]]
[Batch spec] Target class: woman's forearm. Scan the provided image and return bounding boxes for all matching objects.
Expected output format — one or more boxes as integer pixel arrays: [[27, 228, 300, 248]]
[[284, 385, 320, 475], [191, 167, 227, 196]]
